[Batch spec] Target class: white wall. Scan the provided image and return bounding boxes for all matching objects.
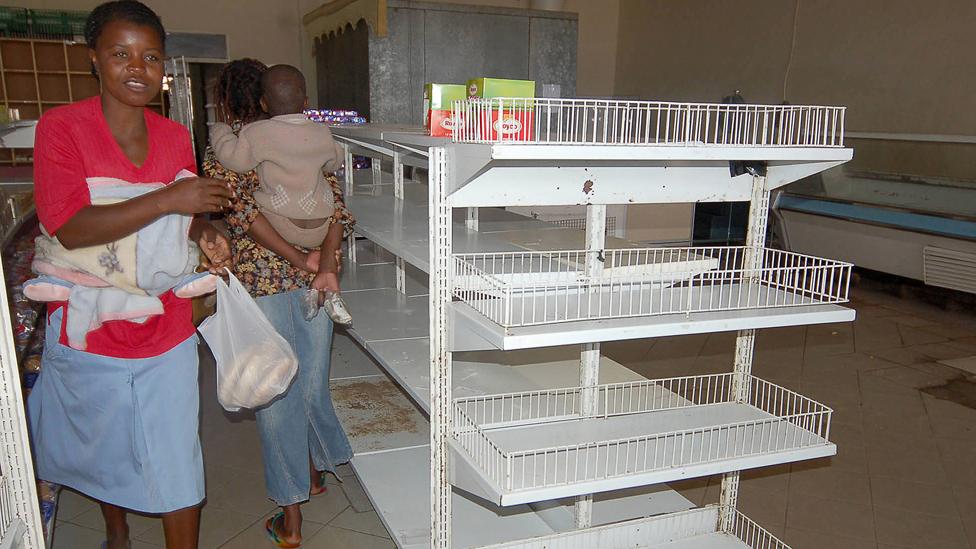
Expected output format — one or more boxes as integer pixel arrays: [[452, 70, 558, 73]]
[[614, 0, 976, 181]]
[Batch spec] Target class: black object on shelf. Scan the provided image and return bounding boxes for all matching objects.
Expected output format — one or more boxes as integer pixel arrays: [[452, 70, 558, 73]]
[[691, 91, 770, 246], [692, 201, 750, 246]]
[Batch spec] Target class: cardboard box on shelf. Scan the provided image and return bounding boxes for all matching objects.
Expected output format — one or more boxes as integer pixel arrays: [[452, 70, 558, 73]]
[[466, 77, 535, 141], [466, 78, 535, 100], [424, 83, 467, 137]]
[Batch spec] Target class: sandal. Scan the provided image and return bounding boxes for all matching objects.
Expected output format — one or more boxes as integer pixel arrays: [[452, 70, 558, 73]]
[[100, 542, 131, 549], [310, 471, 328, 497], [265, 511, 301, 548]]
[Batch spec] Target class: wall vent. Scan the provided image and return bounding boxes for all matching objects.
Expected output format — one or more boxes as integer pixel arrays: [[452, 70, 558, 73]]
[[923, 246, 976, 294]]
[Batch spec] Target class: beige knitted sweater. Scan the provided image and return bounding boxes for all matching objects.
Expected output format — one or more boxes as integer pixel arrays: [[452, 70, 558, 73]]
[[210, 114, 344, 221]]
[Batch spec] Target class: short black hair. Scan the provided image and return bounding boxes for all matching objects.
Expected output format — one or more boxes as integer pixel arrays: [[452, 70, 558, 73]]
[[84, 0, 166, 50], [261, 64, 307, 116]]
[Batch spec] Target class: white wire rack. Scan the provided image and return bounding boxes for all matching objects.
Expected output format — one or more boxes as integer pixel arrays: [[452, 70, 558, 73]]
[[481, 505, 790, 549], [726, 506, 792, 549], [453, 247, 852, 328], [0, 475, 11, 537], [452, 373, 832, 496], [0, 474, 24, 549], [452, 97, 846, 147]]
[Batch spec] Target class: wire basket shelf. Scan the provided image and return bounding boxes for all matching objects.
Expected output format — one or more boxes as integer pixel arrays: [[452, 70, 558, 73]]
[[453, 246, 852, 328], [726, 505, 792, 549], [481, 505, 791, 548], [452, 373, 832, 496], [452, 97, 846, 147]]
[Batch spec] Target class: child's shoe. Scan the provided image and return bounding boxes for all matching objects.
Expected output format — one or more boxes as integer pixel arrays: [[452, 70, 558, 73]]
[[302, 288, 321, 321], [322, 290, 353, 325]]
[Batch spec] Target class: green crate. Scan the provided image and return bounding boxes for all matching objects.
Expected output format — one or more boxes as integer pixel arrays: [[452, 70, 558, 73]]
[[29, 9, 71, 39], [28, 9, 88, 40], [0, 6, 30, 37], [64, 12, 86, 37]]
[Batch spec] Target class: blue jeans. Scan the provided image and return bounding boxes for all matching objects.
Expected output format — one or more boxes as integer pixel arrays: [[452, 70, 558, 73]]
[[254, 290, 353, 506]]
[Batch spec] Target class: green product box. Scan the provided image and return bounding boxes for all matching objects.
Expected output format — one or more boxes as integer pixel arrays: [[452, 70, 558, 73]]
[[468, 78, 535, 99], [425, 83, 467, 109], [424, 83, 467, 136], [466, 77, 536, 99]]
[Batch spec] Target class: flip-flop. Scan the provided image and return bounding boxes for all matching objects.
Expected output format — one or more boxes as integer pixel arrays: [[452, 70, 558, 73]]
[[265, 510, 301, 548], [310, 471, 328, 497]]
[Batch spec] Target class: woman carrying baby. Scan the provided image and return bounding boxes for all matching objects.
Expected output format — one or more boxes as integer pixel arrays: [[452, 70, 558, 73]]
[[203, 58, 354, 548]]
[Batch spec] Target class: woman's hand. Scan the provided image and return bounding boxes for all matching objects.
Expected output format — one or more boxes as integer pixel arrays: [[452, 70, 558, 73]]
[[194, 221, 233, 274], [158, 177, 234, 215]]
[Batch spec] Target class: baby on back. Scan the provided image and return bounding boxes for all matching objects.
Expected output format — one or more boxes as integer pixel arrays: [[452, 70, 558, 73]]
[[210, 64, 351, 323], [210, 64, 344, 251]]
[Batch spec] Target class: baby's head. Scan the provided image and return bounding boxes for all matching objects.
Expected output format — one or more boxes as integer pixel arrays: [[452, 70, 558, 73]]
[[260, 64, 308, 117]]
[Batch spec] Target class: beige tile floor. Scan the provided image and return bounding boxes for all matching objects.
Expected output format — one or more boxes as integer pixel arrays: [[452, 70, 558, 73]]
[[51, 281, 976, 549], [51, 332, 397, 549]]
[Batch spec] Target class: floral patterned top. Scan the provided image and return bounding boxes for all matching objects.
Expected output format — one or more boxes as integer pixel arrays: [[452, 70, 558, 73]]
[[203, 147, 355, 298]]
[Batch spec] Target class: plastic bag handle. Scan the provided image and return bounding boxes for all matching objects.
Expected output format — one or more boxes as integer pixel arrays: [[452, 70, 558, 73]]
[[213, 268, 251, 300]]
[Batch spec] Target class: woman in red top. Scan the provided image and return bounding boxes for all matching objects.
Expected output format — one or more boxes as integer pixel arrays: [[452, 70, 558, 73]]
[[27, 2, 232, 548]]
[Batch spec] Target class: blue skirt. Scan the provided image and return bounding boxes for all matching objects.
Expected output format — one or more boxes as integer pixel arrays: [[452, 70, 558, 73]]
[[27, 309, 204, 513]]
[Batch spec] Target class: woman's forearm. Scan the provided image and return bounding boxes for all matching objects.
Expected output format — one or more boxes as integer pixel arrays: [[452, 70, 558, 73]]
[[56, 193, 169, 249], [55, 177, 232, 249], [317, 220, 343, 273]]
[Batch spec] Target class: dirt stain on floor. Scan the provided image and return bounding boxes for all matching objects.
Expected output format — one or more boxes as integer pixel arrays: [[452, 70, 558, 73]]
[[921, 376, 976, 410], [332, 379, 420, 438]]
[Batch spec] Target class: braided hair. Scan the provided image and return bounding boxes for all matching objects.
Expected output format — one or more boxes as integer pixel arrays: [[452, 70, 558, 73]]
[[215, 59, 268, 125], [84, 1, 165, 50]]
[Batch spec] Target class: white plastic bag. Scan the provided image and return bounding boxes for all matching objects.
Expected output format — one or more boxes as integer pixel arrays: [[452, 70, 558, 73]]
[[198, 270, 298, 411]]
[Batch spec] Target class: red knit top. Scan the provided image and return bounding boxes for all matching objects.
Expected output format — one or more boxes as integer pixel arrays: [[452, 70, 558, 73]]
[[33, 97, 197, 358]]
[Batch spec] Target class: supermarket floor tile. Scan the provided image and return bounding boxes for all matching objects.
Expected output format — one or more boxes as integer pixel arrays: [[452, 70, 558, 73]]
[[50, 281, 976, 548]]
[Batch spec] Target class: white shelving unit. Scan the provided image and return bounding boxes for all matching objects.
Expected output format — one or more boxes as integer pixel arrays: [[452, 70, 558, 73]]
[[0, 122, 45, 549], [331, 97, 853, 548]]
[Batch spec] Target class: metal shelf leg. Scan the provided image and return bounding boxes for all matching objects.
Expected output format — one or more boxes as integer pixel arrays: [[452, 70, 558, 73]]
[[720, 175, 770, 531]]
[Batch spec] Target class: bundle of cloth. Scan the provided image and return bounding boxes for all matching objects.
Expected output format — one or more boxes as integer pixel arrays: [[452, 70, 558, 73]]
[[24, 170, 218, 350]]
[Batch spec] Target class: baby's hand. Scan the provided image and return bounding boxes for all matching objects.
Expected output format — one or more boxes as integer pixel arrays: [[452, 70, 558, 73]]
[[199, 225, 232, 274]]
